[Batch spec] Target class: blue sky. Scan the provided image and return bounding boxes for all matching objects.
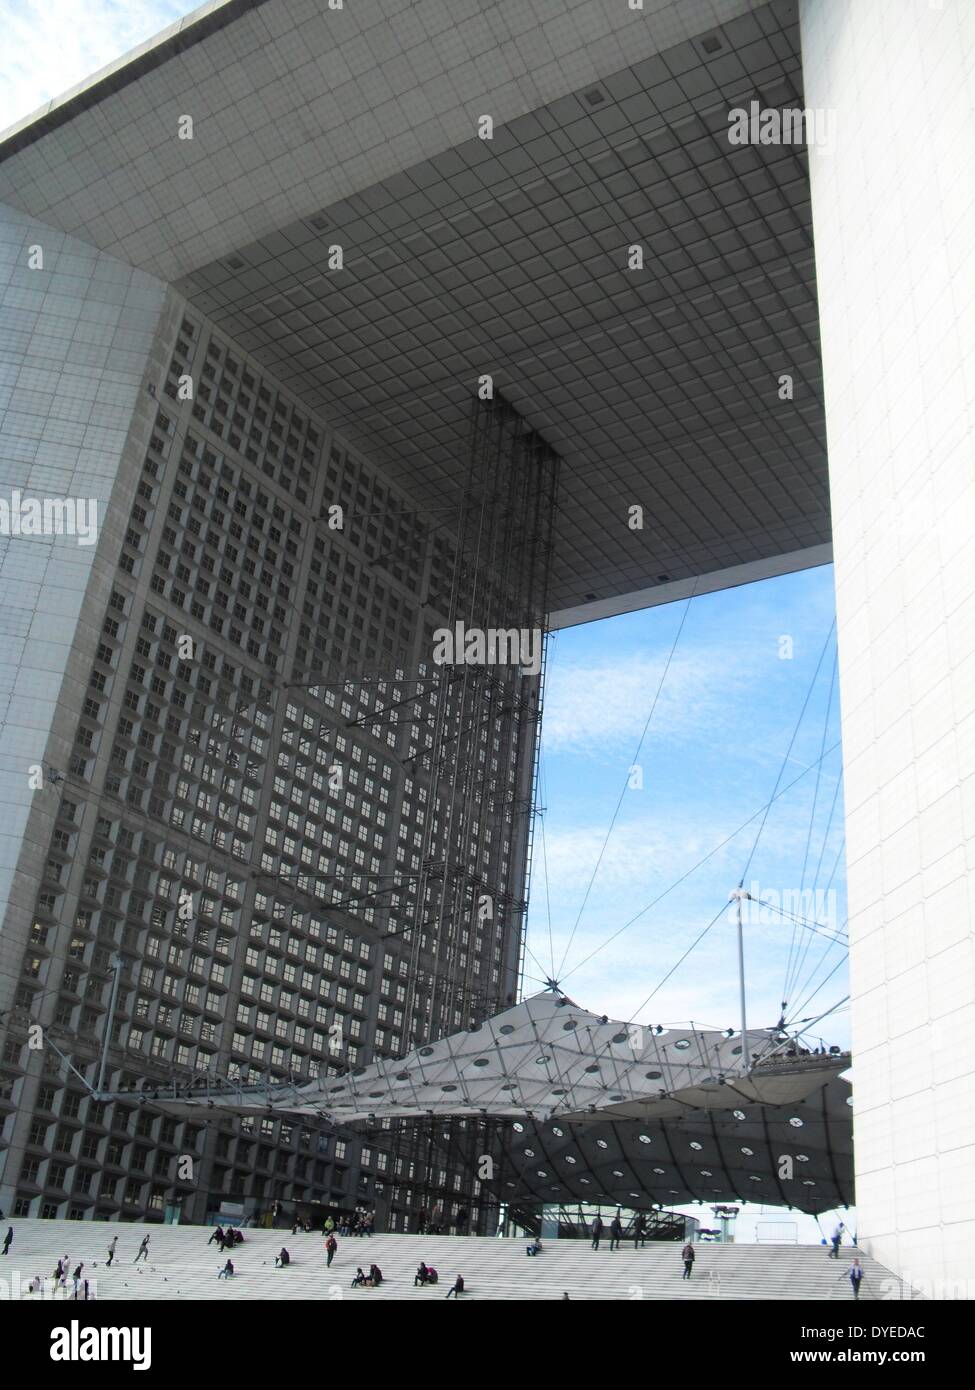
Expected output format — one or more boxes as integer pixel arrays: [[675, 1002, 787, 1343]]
[[528, 564, 850, 1242], [527, 564, 848, 1053]]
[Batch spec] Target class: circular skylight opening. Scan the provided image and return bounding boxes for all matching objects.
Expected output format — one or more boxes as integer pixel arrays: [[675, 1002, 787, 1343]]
[[700, 1170, 712, 1177], [741, 1146, 754, 1156], [689, 1141, 702, 1151], [802, 1180, 816, 1186], [797, 1154, 809, 1163], [674, 1039, 691, 1051], [611, 1032, 628, 1044], [653, 1167, 665, 1174], [638, 1135, 652, 1144], [789, 1117, 803, 1128], [395, 1072, 410, 1081], [535, 1055, 551, 1065], [733, 1109, 746, 1120], [645, 1071, 662, 1081], [552, 1126, 564, 1137], [473, 1058, 489, 1067], [499, 1025, 515, 1035], [596, 1139, 608, 1149], [524, 1149, 535, 1158], [536, 1171, 547, 1178], [562, 1020, 577, 1031], [612, 1170, 624, 1178], [565, 1156, 577, 1165], [748, 1175, 763, 1182], [441, 1084, 457, 1092], [419, 1046, 434, 1056], [512, 1122, 524, 1133], [585, 1065, 600, 1074], [579, 1178, 591, 1185]]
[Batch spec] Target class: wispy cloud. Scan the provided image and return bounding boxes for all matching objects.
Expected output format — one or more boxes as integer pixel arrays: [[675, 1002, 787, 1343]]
[[541, 647, 745, 755], [0, 0, 191, 132]]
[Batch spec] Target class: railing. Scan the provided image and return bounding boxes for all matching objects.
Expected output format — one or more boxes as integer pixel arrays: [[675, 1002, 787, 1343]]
[[756, 1221, 799, 1244]]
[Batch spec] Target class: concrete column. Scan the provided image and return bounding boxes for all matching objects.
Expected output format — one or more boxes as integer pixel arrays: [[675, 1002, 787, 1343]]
[[801, 0, 975, 1294]]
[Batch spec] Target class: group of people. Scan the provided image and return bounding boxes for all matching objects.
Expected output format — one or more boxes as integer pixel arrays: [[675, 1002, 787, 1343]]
[[413, 1262, 466, 1297], [590, 1212, 652, 1250], [52, 1257, 92, 1299], [351, 1263, 383, 1287], [208, 1226, 245, 1252], [323, 1207, 374, 1238]]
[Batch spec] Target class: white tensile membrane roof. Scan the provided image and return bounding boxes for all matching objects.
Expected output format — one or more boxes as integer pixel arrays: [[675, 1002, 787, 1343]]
[[131, 992, 849, 1124]]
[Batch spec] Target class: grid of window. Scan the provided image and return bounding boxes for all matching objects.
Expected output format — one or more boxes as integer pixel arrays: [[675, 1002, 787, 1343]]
[[0, 306, 533, 1235]]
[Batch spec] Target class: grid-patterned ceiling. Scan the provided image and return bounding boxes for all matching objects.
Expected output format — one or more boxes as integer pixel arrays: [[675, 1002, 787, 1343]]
[[177, 0, 828, 613]]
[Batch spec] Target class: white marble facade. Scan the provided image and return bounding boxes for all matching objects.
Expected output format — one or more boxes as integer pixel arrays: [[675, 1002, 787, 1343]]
[[802, 0, 975, 1295]]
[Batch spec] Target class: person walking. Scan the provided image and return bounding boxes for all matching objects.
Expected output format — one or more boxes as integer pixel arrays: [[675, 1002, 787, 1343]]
[[363, 1210, 374, 1237], [829, 1221, 845, 1259], [2, 1226, 12, 1256], [633, 1213, 646, 1249], [134, 1235, 150, 1263], [417, 1207, 428, 1235], [609, 1214, 623, 1251], [71, 1263, 84, 1299], [849, 1257, 864, 1300], [591, 1215, 603, 1250], [681, 1240, 696, 1280], [106, 1236, 118, 1267], [325, 1233, 337, 1268]]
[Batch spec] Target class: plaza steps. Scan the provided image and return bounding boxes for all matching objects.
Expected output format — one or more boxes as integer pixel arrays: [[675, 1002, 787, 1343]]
[[0, 1218, 904, 1300]]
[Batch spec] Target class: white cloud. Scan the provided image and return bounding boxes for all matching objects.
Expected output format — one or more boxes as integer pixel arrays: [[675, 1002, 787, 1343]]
[[0, 0, 192, 132], [541, 648, 740, 755]]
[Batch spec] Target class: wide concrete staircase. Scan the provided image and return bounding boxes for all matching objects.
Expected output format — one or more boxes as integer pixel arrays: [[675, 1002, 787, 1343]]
[[0, 1218, 904, 1300]]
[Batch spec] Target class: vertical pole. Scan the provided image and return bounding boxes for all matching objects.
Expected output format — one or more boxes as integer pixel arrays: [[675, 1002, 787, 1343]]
[[96, 953, 123, 1098], [735, 888, 748, 1076]]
